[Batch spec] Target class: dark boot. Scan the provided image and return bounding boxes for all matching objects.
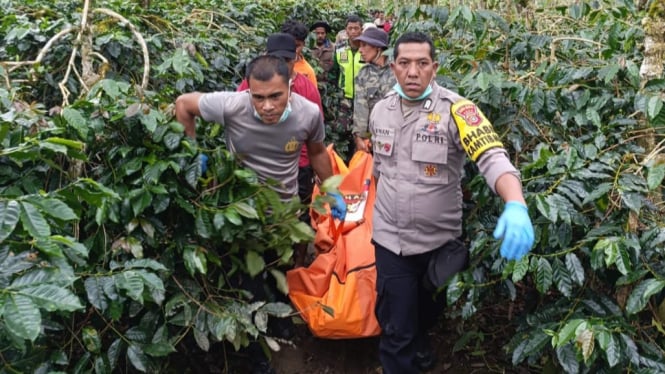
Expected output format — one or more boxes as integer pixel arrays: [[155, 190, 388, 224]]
[[414, 335, 436, 372]]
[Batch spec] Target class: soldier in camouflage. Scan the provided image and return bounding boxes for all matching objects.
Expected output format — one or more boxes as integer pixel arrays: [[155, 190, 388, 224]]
[[351, 27, 396, 153]]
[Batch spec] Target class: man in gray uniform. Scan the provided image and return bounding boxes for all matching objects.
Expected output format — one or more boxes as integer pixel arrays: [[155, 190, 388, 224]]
[[175, 55, 346, 374], [369, 32, 535, 373], [176, 55, 343, 207]]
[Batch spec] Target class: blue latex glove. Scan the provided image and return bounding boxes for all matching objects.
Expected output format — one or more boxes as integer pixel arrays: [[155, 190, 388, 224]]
[[199, 154, 208, 174], [493, 201, 534, 260], [328, 192, 347, 220]]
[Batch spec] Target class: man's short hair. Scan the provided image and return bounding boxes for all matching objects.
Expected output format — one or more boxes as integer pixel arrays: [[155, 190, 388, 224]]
[[346, 14, 362, 26], [281, 19, 308, 42], [245, 55, 290, 86], [393, 32, 435, 61]]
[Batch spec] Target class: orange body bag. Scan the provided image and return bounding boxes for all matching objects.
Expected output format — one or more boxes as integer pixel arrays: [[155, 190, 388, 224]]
[[286, 146, 380, 338]]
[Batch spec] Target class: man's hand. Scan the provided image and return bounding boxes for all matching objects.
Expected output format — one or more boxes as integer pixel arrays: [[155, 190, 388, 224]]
[[493, 201, 534, 260], [328, 192, 347, 220], [354, 135, 369, 153]]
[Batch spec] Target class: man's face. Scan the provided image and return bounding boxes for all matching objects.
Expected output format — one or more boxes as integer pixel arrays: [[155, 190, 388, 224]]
[[390, 42, 438, 98], [346, 22, 362, 41], [359, 42, 379, 63], [248, 74, 290, 125], [313, 27, 327, 44]]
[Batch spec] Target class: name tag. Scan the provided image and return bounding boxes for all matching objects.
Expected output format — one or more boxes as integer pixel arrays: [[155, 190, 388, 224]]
[[373, 127, 395, 156]]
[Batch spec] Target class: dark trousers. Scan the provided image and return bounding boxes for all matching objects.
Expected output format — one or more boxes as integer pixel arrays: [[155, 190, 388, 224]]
[[374, 242, 446, 374]]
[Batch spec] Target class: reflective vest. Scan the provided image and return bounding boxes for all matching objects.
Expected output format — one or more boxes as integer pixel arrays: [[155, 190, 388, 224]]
[[335, 46, 364, 99]]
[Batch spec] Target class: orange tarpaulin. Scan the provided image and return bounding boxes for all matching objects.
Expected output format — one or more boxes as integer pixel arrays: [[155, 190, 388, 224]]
[[286, 146, 380, 339]]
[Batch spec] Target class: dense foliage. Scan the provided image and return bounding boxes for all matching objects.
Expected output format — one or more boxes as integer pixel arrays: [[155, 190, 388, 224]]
[[1, 0, 664, 373]]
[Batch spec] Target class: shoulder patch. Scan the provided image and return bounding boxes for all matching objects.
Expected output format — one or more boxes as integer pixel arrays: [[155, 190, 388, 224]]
[[451, 100, 503, 161]]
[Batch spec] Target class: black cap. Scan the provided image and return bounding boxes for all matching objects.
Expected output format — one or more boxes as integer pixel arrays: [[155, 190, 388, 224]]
[[266, 33, 296, 60], [309, 20, 331, 33]]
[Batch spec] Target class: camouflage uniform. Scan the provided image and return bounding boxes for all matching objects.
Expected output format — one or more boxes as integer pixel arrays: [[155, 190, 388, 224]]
[[351, 62, 396, 138]]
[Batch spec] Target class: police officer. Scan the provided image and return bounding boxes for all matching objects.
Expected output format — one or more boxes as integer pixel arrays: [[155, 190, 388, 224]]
[[351, 27, 396, 153], [368, 32, 535, 373]]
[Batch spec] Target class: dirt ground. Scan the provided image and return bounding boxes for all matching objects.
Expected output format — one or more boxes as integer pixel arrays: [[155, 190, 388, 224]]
[[268, 316, 527, 374]]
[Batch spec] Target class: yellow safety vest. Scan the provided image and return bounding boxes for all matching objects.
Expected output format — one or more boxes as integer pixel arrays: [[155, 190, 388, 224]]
[[335, 46, 364, 99]]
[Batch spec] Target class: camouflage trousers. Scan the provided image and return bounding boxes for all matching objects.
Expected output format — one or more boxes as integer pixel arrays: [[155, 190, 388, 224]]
[[336, 98, 354, 131], [336, 98, 355, 162]]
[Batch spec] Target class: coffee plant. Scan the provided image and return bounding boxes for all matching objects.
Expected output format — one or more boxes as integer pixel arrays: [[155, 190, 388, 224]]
[[1, 0, 663, 372]]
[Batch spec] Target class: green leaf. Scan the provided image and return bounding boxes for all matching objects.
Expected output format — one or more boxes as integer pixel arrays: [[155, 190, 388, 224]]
[[319, 302, 335, 318], [101, 79, 121, 98], [4, 294, 41, 341], [224, 207, 242, 226], [137, 271, 165, 305], [603, 333, 620, 368], [171, 49, 190, 75], [556, 319, 585, 346], [193, 328, 210, 352], [555, 344, 579, 374], [0, 200, 20, 243], [127, 344, 149, 372], [9, 268, 59, 289], [260, 302, 292, 318], [245, 251, 265, 277], [477, 71, 490, 91], [614, 246, 631, 275], [620, 191, 642, 212], [115, 271, 145, 303], [195, 209, 212, 239], [20, 201, 51, 239], [319, 174, 343, 193], [647, 163, 665, 191], [626, 278, 665, 314], [582, 183, 612, 204], [140, 111, 158, 133], [446, 276, 464, 305], [82, 326, 102, 353], [565, 253, 585, 286], [62, 107, 89, 139], [553, 261, 573, 297], [163, 132, 182, 150], [535, 257, 553, 294], [107, 338, 124, 370], [585, 108, 601, 128], [143, 342, 176, 357], [19, 284, 83, 312], [50, 235, 89, 258], [269, 269, 288, 295], [34, 238, 64, 257], [183, 246, 207, 276], [535, 194, 557, 223], [233, 202, 259, 219], [254, 310, 269, 333], [33, 198, 78, 221], [647, 95, 663, 120], [123, 259, 168, 272], [85, 277, 109, 311], [511, 256, 529, 283]]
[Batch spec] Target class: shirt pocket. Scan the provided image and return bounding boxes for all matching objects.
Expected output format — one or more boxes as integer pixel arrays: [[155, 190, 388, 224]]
[[411, 142, 448, 184]]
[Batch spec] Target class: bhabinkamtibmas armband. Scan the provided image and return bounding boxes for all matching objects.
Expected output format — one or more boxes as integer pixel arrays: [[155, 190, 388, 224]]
[[451, 99, 503, 161]]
